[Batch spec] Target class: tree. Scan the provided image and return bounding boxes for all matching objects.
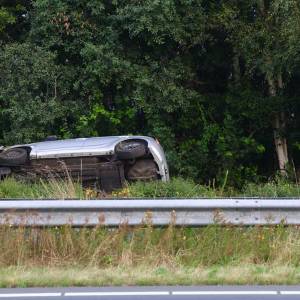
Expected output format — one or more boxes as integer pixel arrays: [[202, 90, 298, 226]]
[[216, 0, 300, 173], [2, 0, 300, 184], [0, 1, 31, 42], [0, 43, 77, 143], [0, 7, 15, 34]]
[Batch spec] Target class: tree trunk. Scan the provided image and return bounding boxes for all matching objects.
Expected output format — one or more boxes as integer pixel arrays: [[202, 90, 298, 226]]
[[277, 74, 288, 165], [272, 112, 288, 173], [267, 74, 289, 174]]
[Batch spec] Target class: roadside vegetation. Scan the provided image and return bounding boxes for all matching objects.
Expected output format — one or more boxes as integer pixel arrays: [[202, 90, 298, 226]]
[[2, 0, 300, 186], [0, 177, 84, 199], [3, 265, 300, 287], [1, 176, 300, 199], [2, 0, 300, 287], [0, 177, 300, 286], [1, 224, 300, 286]]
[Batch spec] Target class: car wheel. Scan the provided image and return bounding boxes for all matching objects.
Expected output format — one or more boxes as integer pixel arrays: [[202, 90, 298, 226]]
[[126, 159, 158, 181], [0, 148, 28, 166], [115, 140, 147, 160]]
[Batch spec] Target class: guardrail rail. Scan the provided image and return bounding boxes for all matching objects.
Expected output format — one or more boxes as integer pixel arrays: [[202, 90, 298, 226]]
[[0, 198, 300, 226]]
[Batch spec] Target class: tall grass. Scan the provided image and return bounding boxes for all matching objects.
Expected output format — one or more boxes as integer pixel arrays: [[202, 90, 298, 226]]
[[0, 177, 83, 199], [119, 178, 222, 198], [116, 177, 300, 198], [242, 181, 300, 197], [0, 224, 299, 268], [1, 177, 300, 198]]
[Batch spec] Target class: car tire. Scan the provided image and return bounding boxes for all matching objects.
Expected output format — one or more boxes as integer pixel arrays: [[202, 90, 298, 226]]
[[126, 159, 158, 181], [115, 140, 147, 160], [0, 148, 28, 166]]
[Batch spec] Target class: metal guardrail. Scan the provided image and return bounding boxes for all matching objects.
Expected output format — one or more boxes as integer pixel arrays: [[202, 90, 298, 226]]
[[0, 198, 300, 226]]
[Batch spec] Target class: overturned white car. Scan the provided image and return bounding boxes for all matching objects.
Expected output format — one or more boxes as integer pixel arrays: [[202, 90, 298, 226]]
[[0, 136, 169, 191]]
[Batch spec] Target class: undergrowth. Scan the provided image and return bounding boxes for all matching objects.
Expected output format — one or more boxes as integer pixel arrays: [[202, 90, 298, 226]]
[[0, 224, 298, 268], [0, 177, 83, 199], [1, 177, 299, 199]]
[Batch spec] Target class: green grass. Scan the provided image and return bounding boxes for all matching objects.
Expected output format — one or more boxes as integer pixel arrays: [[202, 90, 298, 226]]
[[2, 265, 300, 287], [242, 181, 300, 197], [0, 177, 84, 199], [120, 178, 222, 198], [1, 176, 300, 198], [124, 177, 300, 198]]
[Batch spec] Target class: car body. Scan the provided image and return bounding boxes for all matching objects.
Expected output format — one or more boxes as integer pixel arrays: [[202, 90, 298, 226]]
[[0, 136, 169, 191]]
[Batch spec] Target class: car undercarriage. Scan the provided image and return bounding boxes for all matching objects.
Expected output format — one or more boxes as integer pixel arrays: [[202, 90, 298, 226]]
[[0, 136, 169, 192]]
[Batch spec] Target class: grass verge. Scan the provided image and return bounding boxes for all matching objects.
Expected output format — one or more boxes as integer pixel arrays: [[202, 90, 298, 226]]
[[1, 265, 300, 287]]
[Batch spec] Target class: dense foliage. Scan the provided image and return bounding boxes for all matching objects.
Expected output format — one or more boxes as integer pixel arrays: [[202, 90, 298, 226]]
[[1, 0, 300, 185]]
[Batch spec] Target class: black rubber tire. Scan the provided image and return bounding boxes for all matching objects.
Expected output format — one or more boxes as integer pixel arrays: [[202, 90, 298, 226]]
[[115, 140, 147, 160], [0, 148, 28, 166]]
